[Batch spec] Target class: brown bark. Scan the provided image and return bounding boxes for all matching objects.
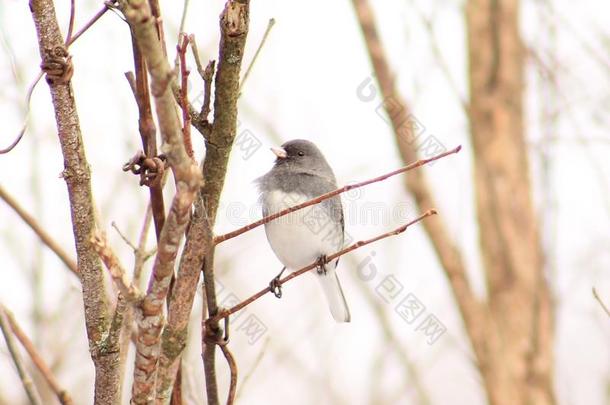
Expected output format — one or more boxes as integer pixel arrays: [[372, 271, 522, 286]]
[[121, 0, 203, 403], [466, 1, 555, 403], [156, 2, 251, 404], [28, 1, 121, 404]]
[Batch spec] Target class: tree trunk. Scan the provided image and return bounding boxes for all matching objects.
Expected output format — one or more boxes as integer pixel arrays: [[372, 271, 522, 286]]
[[466, 0, 555, 403]]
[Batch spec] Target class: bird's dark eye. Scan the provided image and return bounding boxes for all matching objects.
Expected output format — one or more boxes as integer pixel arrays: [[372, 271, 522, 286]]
[[297, 151, 305, 157]]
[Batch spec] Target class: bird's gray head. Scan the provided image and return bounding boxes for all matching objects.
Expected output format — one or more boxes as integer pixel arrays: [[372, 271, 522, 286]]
[[270, 139, 333, 176]]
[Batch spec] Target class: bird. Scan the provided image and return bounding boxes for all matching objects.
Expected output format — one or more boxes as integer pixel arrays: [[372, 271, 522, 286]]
[[257, 139, 351, 322]]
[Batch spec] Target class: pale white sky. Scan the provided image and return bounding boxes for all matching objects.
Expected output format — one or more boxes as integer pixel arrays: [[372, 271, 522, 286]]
[[1, 0, 609, 404]]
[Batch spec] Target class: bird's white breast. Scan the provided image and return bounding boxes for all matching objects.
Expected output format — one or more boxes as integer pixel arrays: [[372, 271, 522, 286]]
[[263, 190, 343, 270]]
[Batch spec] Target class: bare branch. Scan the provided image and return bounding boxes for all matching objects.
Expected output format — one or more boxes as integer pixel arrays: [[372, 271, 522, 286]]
[[111, 221, 138, 251], [188, 35, 216, 126], [122, 0, 203, 402], [2, 3, 112, 156], [0, 185, 78, 275], [238, 17, 275, 95], [2, 305, 74, 405], [208, 210, 437, 324], [198, 60, 216, 129], [198, 3, 250, 404], [177, 34, 194, 158], [0, 305, 43, 405], [593, 287, 610, 318], [65, 0, 76, 44], [66, 3, 113, 46], [128, 32, 166, 239], [123, 1, 198, 182], [214, 145, 461, 244], [0, 72, 42, 155], [219, 345, 237, 405], [29, 0, 121, 402], [134, 204, 155, 281], [91, 230, 144, 302]]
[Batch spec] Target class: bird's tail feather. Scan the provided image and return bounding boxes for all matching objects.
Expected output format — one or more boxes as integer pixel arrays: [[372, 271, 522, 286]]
[[317, 270, 351, 323]]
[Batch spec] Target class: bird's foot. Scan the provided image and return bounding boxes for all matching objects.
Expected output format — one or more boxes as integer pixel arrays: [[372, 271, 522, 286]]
[[269, 267, 286, 298], [316, 255, 328, 275]]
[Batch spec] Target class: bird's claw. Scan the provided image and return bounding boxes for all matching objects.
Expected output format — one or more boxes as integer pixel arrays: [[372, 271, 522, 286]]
[[269, 276, 282, 298], [316, 255, 328, 275]]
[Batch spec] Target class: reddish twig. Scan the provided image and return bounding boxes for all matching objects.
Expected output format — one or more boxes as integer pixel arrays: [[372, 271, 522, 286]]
[[128, 34, 166, 240], [208, 209, 437, 324], [214, 145, 461, 245], [1, 305, 74, 405]]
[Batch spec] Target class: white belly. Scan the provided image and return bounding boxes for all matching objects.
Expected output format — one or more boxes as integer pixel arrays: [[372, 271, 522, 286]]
[[263, 190, 343, 270]]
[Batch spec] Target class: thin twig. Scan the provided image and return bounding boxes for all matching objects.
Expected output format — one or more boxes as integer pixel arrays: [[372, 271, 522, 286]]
[[134, 204, 154, 282], [148, 0, 168, 57], [128, 32, 166, 240], [409, 3, 468, 113], [177, 34, 194, 158], [0, 306, 43, 405], [66, 2, 112, 46], [208, 210, 437, 324], [219, 345, 237, 405], [0, 185, 78, 275], [186, 34, 216, 135], [2, 3, 111, 155], [91, 230, 144, 302], [188, 35, 206, 79], [238, 17, 275, 95], [178, 0, 190, 37], [111, 215, 155, 281], [593, 287, 610, 318], [2, 305, 73, 405], [65, 0, 76, 44], [214, 145, 461, 244], [0, 72, 42, 155], [111, 221, 138, 251], [199, 60, 216, 124]]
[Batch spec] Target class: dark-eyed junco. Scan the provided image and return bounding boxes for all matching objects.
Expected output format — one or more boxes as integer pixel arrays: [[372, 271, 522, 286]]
[[257, 139, 351, 322]]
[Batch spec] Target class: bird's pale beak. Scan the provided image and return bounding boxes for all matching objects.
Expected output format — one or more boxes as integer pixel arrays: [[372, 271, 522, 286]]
[[270, 146, 287, 159]]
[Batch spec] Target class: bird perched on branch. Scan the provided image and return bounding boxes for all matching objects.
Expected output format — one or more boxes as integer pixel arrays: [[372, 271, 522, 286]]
[[257, 139, 351, 322]]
